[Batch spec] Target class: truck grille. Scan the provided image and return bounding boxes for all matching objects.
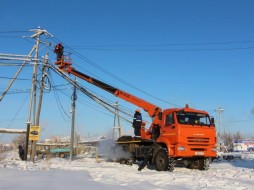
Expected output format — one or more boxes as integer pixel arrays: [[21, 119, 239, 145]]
[[187, 137, 210, 147]]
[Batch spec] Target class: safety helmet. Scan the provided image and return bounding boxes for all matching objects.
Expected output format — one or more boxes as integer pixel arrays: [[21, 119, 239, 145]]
[[136, 109, 140, 112]]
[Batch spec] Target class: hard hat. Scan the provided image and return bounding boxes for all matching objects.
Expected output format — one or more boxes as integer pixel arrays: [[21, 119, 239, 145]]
[[136, 109, 140, 112]]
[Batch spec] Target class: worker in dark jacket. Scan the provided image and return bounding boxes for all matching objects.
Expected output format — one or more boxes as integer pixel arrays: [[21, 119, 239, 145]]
[[54, 43, 64, 61], [133, 109, 142, 136], [18, 145, 25, 161], [138, 145, 154, 171]]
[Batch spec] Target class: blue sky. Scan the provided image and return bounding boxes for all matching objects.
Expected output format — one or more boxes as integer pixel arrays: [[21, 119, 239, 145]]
[[1, 0, 254, 142]]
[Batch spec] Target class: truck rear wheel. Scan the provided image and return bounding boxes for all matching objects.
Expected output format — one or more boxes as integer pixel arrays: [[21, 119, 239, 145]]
[[189, 158, 210, 170], [59, 153, 65, 158], [37, 153, 43, 159], [154, 149, 169, 171]]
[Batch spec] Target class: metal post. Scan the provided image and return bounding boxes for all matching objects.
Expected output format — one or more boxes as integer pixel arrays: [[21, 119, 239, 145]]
[[112, 101, 122, 139], [70, 77, 77, 160], [117, 103, 122, 138], [216, 107, 224, 151]]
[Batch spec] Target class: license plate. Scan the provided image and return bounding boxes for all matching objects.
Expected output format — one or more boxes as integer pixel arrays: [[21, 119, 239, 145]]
[[195, 151, 204, 155]]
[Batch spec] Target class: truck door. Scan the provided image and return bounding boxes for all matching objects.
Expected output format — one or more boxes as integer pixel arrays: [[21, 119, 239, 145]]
[[160, 112, 177, 145]]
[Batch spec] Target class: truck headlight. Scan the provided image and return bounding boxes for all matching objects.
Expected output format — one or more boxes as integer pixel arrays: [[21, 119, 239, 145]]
[[178, 146, 186, 151], [211, 148, 217, 152]]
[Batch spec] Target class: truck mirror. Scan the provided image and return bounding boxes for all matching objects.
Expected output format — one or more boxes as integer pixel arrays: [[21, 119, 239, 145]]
[[210, 117, 215, 125]]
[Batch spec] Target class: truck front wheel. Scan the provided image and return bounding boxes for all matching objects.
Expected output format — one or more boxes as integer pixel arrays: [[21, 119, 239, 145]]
[[154, 149, 169, 171]]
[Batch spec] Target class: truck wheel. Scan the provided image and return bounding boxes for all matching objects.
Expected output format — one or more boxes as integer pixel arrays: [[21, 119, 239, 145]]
[[154, 149, 169, 171], [202, 158, 210, 170], [189, 158, 209, 170], [117, 136, 133, 142], [59, 153, 65, 158], [189, 159, 203, 169], [37, 153, 43, 159], [168, 158, 175, 172]]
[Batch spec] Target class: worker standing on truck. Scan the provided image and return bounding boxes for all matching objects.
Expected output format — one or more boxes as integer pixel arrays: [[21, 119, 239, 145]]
[[54, 43, 64, 61], [133, 109, 142, 136]]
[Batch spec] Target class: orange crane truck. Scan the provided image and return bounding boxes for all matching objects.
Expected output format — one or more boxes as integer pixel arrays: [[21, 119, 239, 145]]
[[54, 58, 217, 172]]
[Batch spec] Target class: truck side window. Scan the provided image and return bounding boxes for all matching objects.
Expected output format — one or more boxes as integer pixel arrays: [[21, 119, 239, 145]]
[[165, 114, 174, 125]]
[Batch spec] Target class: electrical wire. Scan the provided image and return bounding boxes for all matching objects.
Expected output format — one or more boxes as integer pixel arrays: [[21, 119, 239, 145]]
[[0, 30, 30, 33], [56, 88, 114, 118], [51, 37, 179, 107], [49, 65, 133, 124], [70, 46, 254, 52], [0, 76, 30, 81], [0, 94, 29, 139], [48, 69, 71, 122], [70, 40, 254, 48]]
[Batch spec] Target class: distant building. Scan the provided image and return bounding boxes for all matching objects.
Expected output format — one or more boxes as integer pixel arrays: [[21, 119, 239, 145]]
[[233, 140, 254, 152]]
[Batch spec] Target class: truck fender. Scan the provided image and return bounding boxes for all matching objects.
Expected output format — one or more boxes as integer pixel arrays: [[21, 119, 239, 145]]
[[157, 137, 172, 155]]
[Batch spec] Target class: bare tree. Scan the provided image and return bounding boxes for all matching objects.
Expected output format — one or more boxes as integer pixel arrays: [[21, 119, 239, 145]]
[[12, 134, 26, 147], [233, 131, 243, 142], [221, 131, 234, 152]]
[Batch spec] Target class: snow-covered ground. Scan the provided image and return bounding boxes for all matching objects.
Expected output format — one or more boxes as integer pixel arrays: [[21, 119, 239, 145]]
[[1, 150, 254, 190]]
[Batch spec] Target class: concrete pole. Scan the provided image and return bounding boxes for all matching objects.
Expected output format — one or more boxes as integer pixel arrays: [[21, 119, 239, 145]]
[[70, 77, 77, 160], [30, 28, 41, 162], [216, 107, 224, 151], [112, 101, 122, 139]]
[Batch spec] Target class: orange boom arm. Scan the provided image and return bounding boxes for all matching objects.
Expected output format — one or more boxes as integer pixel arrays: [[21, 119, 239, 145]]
[[65, 66, 162, 118]]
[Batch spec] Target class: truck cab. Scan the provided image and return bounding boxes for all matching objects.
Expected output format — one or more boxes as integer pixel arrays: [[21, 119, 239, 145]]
[[157, 105, 217, 158]]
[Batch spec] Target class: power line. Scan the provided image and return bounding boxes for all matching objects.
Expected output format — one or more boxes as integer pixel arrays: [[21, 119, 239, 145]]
[[52, 36, 179, 107], [0, 30, 29, 33], [0, 94, 29, 139], [70, 40, 254, 48], [70, 46, 254, 52], [0, 76, 30, 81], [48, 70, 71, 122]]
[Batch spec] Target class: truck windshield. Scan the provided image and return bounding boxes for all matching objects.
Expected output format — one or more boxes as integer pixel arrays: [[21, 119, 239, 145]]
[[176, 112, 211, 126]]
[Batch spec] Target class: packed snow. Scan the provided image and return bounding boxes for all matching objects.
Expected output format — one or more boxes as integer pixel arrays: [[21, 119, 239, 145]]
[[1, 149, 254, 190]]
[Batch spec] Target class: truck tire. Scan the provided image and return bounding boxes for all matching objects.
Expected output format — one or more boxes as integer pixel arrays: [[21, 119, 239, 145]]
[[202, 158, 210, 170], [189, 158, 209, 170], [154, 149, 169, 171], [168, 158, 175, 172], [117, 136, 133, 142], [59, 153, 65, 158], [37, 153, 43, 159]]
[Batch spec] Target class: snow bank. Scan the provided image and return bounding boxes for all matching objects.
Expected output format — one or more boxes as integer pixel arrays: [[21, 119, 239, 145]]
[[1, 150, 254, 190]]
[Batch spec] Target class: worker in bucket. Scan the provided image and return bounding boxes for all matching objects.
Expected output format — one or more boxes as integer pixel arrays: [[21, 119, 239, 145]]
[[54, 42, 64, 61], [132, 109, 142, 137]]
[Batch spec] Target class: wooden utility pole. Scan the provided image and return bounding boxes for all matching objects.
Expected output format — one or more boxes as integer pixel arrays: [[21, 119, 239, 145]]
[[70, 77, 77, 160]]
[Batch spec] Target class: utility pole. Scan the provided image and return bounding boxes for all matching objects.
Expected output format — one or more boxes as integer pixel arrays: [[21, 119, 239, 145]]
[[70, 77, 77, 160], [216, 107, 224, 151], [112, 101, 122, 139]]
